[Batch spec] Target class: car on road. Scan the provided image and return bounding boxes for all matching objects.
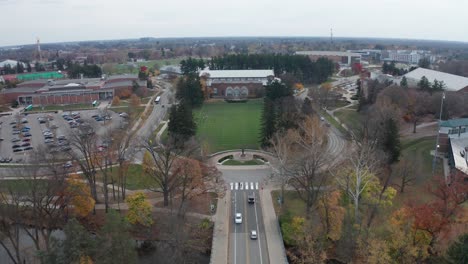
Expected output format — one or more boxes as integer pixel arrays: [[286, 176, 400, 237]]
[[248, 194, 255, 204], [250, 230, 257, 240], [11, 138, 20, 143], [235, 213, 242, 224]]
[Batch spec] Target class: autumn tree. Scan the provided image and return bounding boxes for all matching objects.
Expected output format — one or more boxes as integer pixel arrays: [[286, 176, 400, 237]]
[[66, 174, 95, 218], [130, 94, 141, 108], [318, 190, 345, 241], [111, 96, 121, 106], [406, 90, 429, 133], [125, 192, 153, 227]]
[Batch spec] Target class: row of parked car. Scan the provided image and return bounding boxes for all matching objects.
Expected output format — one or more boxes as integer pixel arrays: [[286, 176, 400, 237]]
[[10, 120, 33, 153]]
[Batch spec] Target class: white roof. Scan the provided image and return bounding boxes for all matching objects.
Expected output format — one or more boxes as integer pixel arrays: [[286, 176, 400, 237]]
[[200, 69, 274, 78], [450, 137, 468, 175], [404, 68, 468, 91], [0, 59, 23, 67], [296, 51, 361, 57]]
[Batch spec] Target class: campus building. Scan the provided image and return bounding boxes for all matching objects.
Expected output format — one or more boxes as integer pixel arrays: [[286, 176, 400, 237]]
[[1, 74, 145, 106], [199, 69, 275, 99], [403, 68, 468, 92], [295, 51, 361, 66]]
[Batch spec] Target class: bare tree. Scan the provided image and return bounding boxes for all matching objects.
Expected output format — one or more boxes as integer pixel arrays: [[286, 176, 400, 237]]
[[141, 137, 198, 207], [290, 116, 333, 216], [67, 123, 100, 205], [269, 129, 295, 205], [394, 157, 416, 193]]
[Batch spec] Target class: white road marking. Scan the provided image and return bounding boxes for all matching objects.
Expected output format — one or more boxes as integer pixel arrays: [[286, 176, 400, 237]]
[[235, 182, 239, 190], [230, 182, 234, 190], [240, 182, 243, 190], [254, 192, 264, 264], [245, 182, 249, 190], [250, 182, 254, 190], [255, 182, 259, 190], [234, 191, 237, 264]]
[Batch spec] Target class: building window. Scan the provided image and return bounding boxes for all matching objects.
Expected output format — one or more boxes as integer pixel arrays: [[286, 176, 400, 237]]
[[213, 88, 218, 95]]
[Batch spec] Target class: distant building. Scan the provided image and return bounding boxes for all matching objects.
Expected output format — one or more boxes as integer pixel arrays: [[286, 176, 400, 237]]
[[1, 74, 144, 106], [160, 65, 182, 76], [438, 118, 468, 153], [381, 50, 434, 64], [348, 49, 382, 63], [199, 69, 275, 98], [295, 51, 361, 66], [403, 68, 468, 92]]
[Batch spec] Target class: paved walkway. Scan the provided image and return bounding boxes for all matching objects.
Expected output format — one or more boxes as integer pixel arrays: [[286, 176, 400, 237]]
[[261, 187, 288, 264], [210, 190, 230, 264]]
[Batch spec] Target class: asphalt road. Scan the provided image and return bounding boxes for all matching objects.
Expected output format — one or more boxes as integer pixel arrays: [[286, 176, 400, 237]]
[[230, 189, 269, 264]]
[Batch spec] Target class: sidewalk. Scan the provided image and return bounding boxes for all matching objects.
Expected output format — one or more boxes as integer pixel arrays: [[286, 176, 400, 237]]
[[261, 187, 288, 264], [210, 190, 230, 264]]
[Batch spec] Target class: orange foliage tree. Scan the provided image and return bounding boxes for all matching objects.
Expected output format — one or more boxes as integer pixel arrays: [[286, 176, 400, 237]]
[[66, 174, 95, 218]]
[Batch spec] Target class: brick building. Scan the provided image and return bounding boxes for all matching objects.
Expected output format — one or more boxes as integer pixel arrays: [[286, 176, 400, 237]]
[[1, 74, 145, 106], [295, 51, 361, 66], [199, 69, 275, 99]]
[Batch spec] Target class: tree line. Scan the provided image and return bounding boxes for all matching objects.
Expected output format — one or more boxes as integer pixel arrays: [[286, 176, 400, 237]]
[[208, 54, 335, 84]]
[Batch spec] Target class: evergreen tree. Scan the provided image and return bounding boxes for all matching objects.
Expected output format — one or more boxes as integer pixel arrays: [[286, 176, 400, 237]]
[[26, 62, 32, 72], [168, 103, 196, 141], [97, 210, 137, 264], [417, 76, 431, 92], [382, 118, 401, 164], [168, 105, 179, 135], [446, 233, 468, 264], [418, 57, 431, 69], [260, 97, 276, 146], [16, 62, 24, 73], [400, 76, 408, 88], [175, 75, 204, 107]]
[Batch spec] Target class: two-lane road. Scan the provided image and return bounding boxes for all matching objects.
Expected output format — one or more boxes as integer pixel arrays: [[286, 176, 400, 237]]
[[230, 185, 269, 264]]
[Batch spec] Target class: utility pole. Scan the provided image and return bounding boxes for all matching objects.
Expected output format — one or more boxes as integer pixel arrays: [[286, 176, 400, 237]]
[[432, 92, 445, 175]]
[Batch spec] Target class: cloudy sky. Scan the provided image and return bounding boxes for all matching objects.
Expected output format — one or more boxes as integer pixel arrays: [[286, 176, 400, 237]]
[[1, 0, 467, 46]]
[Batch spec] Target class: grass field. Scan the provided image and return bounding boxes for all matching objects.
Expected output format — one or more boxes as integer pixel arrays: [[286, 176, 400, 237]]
[[222, 159, 264, 165], [334, 109, 361, 132], [195, 100, 263, 153], [109, 58, 186, 74], [96, 164, 153, 190]]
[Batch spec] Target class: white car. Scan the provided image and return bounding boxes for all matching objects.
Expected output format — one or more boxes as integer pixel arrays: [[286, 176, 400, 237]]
[[250, 230, 257, 240], [235, 213, 242, 224]]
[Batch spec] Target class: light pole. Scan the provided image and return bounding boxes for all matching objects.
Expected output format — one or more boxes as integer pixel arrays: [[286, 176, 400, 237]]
[[432, 92, 445, 175]]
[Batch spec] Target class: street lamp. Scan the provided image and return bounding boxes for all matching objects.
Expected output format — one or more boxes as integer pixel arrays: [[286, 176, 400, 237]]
[[432, 92, 445, 175]]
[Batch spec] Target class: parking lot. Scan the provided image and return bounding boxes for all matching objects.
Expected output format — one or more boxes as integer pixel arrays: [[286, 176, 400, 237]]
[[0, 109, 125, 163]]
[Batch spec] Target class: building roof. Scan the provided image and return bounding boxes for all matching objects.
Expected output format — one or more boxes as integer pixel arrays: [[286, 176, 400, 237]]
[[295, 51, 361, 57], [0, 59, 23, 68], [199, 69, 274, 78], [404, 68, 468, 92], [450, 137, 468, 175], [440, 118, 468, 128]]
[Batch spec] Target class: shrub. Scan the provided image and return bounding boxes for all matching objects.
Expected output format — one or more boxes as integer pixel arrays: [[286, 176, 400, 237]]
[[111, 96, 121, 106]]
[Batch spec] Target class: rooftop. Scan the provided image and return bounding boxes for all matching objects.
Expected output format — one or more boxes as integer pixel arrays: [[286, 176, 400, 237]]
[[450, 137, 468, 175], [404, 68, 468, 92], [199, 69, 274, 78], [440, 118, 468, 128], [295, 51, 362, 57]]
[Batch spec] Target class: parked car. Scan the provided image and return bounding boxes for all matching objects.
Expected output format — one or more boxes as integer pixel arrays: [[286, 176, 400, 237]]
[[21, 118, 28, 123], [60, 146, 71, 152], [12, 130, 20, 135], [20, 142, 30, 147], [13, 148, 23, 152], [12, 144, 21, 149], [11, 138, 20, 142], [57, 135, 66, 140], [44, 139, 54, 144], [23, 146, 33, 151], [23, 132, 32, 137], [119, 112, 129, 118], [63, 161, 73, 168], [22, 138, 31, 142], [9, 121, 16, 125]]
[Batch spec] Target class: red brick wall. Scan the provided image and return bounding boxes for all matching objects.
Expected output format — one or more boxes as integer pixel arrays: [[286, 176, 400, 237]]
[[209, 82, 264, 98], [31, 94, 100, 105]]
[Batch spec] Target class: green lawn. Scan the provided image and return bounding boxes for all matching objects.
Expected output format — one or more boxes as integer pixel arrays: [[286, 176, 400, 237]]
[[97, 164, 153, 190], [195, 100, 263, 153], [401, 136, 442, 179], [271, 190, 306, 217], [334, 109, 361, 132], [109, 58, 186, 74], [0, 180, 48, 194]]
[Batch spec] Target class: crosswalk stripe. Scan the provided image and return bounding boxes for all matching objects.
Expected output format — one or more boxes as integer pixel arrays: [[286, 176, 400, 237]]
[[240, 182, 243, 190], [245, 182, 249, 190], [250, 182, 254, 190], [235, 182, 238, 190], [230, 182, 233, 190], [255, 182, 259, 190]]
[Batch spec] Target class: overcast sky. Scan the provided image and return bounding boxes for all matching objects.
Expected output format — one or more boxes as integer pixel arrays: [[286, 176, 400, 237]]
[[1, 0, 468, 47]]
